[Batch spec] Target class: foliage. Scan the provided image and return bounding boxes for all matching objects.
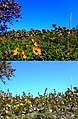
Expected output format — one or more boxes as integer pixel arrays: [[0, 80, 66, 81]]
[[0, 87, 78, 119], [0, 0, 22, 33], [0, 25, 78, 60], [0, 61, 16, 84]]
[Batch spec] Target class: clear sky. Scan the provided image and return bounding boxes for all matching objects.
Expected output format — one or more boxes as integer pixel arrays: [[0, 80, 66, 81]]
[[0, 61, 78, 98], [7, 0, 78, 31]]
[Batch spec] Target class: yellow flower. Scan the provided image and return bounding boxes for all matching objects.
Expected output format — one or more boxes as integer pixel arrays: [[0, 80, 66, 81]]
[[50, 37, 56, 40], [23, 55, 26, 59], [33, 47, 41, 55], [32, 39, 35, 43], [20, 51, 26, 59], [34, 42, 38, 47], [32, 39, 38, 46], [8, 50, 11, 53], [11, 48, 18, 55], [21, 51, 25, 55]]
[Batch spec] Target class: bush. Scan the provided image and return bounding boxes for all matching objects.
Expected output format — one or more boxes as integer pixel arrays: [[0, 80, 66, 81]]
[[0, 87, 78, 119], [0, 25, 78, 60]]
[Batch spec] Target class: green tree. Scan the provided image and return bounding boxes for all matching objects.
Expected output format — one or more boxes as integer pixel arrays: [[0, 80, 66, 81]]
[[0, 61, 16, 84]]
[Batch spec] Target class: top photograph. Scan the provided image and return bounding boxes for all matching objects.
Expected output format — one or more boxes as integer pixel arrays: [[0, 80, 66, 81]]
[[0, 0, 78, 61]]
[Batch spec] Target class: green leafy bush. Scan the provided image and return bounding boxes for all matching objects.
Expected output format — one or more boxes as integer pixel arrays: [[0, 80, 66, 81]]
[[0, 25, 78, 60]]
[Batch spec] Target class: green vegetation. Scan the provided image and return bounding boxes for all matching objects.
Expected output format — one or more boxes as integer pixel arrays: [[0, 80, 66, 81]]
[[0, 0, 22, 33], [0, 25, 78, 60], [0, 61, 16, 84], [0, 87, 78, 119]]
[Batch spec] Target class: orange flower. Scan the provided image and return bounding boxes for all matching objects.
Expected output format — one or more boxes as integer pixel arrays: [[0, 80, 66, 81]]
[[20, 51, 26, 59], [11, 48, 18, 55], [33, 47, 41, 55], [50, 37, 56, 40], [23, 55, 26, 59], [34, 42, 38, 47]]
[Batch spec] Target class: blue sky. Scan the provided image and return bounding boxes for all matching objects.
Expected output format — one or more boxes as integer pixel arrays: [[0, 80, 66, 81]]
[[0, 61, 78, 98], [7, 0, 78, 31]]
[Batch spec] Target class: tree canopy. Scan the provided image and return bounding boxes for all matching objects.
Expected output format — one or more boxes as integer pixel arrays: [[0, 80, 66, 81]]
[[0, 0, 22, 33], [0, 61, 16, 84]]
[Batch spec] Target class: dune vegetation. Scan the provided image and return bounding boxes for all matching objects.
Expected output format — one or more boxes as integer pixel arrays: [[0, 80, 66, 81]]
[[0, 87, 78, 119]]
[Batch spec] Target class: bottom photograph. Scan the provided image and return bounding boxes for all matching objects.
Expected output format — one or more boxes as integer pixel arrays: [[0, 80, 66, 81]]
[[0, 61, 78, 119]]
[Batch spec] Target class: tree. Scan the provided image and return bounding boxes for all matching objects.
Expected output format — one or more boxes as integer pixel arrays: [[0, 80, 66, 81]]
[[0, 61, 16, 84], [0, 0, 22, 33]]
